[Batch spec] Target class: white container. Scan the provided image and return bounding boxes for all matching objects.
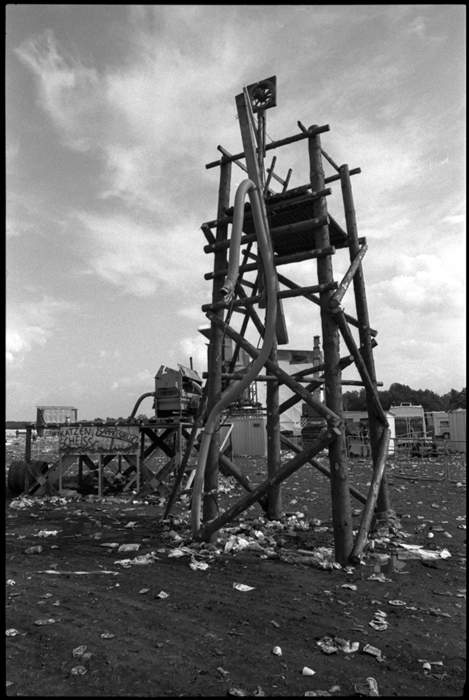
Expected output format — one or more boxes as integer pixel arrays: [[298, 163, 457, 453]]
[[448, 409, 466, 453]]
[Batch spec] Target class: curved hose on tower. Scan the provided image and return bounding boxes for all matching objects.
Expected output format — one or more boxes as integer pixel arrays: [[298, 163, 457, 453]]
[[191, 179, 277, 535]]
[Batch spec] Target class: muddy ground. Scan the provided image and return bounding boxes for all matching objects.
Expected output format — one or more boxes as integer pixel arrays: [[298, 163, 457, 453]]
[[5, 435, 466, 697]]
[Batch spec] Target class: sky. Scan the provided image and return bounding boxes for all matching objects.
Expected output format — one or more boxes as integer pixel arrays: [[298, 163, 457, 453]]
[[6, 5, 466, 421]]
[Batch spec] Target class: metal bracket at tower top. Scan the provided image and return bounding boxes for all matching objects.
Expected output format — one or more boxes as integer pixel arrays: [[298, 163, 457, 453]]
[[246, 76, 277, 112]]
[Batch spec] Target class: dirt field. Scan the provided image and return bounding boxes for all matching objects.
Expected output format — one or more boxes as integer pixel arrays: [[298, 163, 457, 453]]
[[5, 435, 466, 697]]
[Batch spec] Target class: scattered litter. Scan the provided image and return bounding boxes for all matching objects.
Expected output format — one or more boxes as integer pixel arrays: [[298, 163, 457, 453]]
[[24, 545, 43, 555], [6, 629, 23, 637], [100, 632, 115, 639], [37, 569, 119, 575], [304, 692, 332, 697], [139, 589, 150, 595], [100, 543, 120, 549], [34, 618, 57, 626], [418, 659, 444, 667], [168, 530, 183, 543], [117, 543, 140, 553], [253, 688, 266, 697], [70, 665, 87, 675], [6, 580, 15, 586], [167, 547, 193, 558], [427, 608, 452, 618], [341, 583, 357, 591], [283, 547, 342, 570], [233, 583, 255, 592], [397, 544, 451, 560], [422, 662, 432, 671], [9, 497, 35, 510], [317, 636, 338, 654], [367, 573, 392, 583], [302, 666, 316, 676], [363, 644, 384, 662], [189, 558, 209, 571], [427, 532, 434, 539], [388, 600, 406, 606], [354, 677, 379, 696], [443, 532, 452, 538], [228, 689, 247, 697], [37, 530, 59, 537], [369, 619, 388, 631], [72, 645, 87, 658], [155, 591, 169, 599], [272, 646, 282, 656], [124, 522, 137, 528], [271, 620, 280, 628]]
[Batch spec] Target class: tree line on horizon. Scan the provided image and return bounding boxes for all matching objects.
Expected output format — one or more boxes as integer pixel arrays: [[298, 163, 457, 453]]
[[5, 384, 466, 428], [343, 383, 466, 413]]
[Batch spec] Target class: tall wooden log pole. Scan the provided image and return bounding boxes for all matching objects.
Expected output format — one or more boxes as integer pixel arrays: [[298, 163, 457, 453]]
[[340, 165, 391, 513], [309, 130, 354, 565], [203, 161, 232, 530]]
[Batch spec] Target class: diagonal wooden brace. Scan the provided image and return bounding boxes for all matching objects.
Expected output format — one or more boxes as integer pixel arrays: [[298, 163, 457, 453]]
[[349, 428, 391, 564], [207, 312, 341, 425], [333, 309, 388, 427], [329, 243, 368, 309], [194, 426, 340, 540]]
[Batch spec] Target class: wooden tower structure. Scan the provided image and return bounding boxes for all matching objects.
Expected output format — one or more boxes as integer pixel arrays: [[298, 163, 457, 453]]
[[195, 77, 392, 565]]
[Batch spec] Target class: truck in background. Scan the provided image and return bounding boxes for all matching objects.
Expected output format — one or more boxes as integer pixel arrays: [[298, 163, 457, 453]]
[[425, 411, 450, 440]]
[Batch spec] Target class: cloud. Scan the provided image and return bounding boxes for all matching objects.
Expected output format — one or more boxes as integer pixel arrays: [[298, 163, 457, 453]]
[[75, 210, 205, 297], [110, 369, 154, 391], [15, 30, 102, 152], [370, 252, 464, 318], [6, 296, 80, 365], [179, 335, 208, 375], [14, 25, 250, 215]]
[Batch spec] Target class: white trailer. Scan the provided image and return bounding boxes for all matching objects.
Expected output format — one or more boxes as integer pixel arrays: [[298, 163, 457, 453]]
[[448, 409, 466, 453], [388, 403, 426, 438]]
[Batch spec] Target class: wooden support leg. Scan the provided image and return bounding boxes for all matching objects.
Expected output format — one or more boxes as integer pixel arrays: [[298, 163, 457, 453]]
[[340, 164, 391, 514], [309, 130, 354, 565]]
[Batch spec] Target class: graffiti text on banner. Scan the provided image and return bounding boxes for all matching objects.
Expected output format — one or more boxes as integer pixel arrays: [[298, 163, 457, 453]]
[[59, 425, 140, 455]]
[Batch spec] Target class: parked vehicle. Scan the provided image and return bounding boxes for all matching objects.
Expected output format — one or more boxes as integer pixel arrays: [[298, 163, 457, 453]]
[[425, 411, 450, 440]]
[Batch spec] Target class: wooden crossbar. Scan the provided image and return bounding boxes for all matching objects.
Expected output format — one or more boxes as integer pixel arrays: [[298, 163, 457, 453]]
[[205, 124, 330, 169], [202, 281, 338, 313]]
